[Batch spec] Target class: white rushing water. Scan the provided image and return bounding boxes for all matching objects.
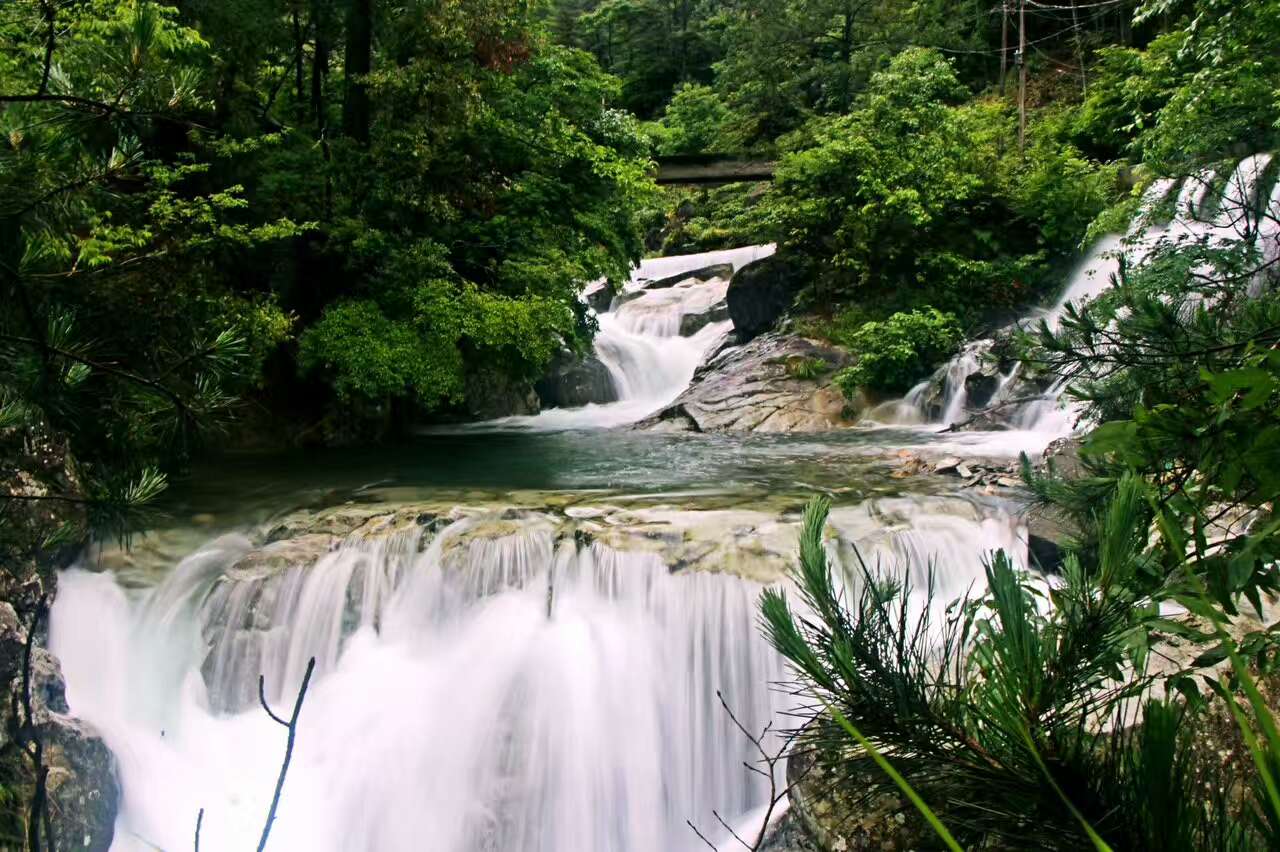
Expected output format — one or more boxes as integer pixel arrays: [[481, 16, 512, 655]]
[[874, 155, 1280, 445], [50, 496, 1025, 852], [482, 245, 774, 431]]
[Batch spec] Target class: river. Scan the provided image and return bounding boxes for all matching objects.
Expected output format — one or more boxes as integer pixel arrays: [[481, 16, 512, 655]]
[[44, 156, 1276, 852]]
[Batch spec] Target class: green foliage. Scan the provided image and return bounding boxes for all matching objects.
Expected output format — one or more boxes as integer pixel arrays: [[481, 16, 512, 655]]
[[1, 0, 656, 473], [1075, 0, 1280, 168], [652, 83, 730, 155], [784, 356, 830, 381], [764, 490, 1277, 849], [832, 308, 963, 394], [298, 279, 574, 406], [1021, 231, 1280, 614], [759, 50, 1115, 321]]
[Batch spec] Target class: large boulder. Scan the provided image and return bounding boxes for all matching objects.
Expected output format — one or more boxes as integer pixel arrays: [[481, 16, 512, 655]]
[[464, 370, 540, 419], [727, 255, 806, 340], [637, 333, 857, 434], [535, 349, 618, 408]]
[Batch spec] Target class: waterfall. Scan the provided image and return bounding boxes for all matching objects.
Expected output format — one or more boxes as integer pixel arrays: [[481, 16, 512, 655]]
[[484, 245, 774, 431], [874, 154, 1279, 440], [49, 495, 1024, 852]]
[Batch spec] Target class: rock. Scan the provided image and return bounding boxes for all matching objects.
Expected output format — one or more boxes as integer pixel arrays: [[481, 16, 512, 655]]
[[464, 369, 540, 419], [933, 456, 963, 475], [678, 298, 730, 336], [535, 348, 618, 408], [964, 370, 1002, 409], [1028, 532, 1065, 572], [1025, 504, 1077, 573], [951, 408, 1012, 432], [636, 333, 856, 434], [787, 734, 935, 852], [757, 811, 822, 852], [581, 279, 614, 313], [1042, 435, 1086, 479], [638, 263, 734, 291], [727, 254, 807, 340], [0, 603, 118, 852]]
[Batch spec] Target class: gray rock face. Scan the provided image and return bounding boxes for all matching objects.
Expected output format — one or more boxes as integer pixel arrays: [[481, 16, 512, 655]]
[[964, 367, 1002, 409], [464, 370, 540, 419], [535, 348, 618, 408], [637, 262, 734, 291], [727, 254, 806, 340], [580, 279, 614, 313], [638, 333, 857, 434], [1, 603, 119, 852], [677, 298, 730, 336]]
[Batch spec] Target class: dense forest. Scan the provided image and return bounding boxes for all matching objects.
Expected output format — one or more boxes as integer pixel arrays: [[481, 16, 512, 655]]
[[3, 0, 1280, 849], [2, 0, 1277, 494]]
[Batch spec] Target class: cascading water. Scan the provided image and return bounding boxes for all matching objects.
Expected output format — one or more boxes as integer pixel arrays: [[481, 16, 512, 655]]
[[49, 495, 1025, 852], [875, 154, 1280, 444], [484, 245, 774, 431]]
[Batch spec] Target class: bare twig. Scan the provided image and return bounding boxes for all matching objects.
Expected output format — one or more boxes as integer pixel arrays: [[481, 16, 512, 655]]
[[256, 656, 316, 852], [194, 807, 203, 852], [687, 691, 804, 851], [15, 595, 52, 852]]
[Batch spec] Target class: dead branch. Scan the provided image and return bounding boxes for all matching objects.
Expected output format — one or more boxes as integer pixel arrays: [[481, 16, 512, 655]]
[[686, 690, 806, 851], [256, 657, 316, 852]]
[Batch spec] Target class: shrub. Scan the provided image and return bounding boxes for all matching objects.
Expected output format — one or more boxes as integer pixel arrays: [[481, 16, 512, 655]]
[[833, 308, 963, 395], [785, 356, 831, 381]]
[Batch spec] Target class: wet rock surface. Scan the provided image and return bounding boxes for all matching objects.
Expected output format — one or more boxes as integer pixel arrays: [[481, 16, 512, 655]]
[[637, 262, 734, 291], [637, 333, 856, 434], [1, 603, 118, 852], [535, 347, 618, 408], [464, 370, 540, 419], [1, 423, 118, 850], [786, 735, 935, 852], [727, 254, 807, 340]]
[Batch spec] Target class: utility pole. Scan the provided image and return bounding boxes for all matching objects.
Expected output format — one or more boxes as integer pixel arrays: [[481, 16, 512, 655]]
[[999, 0, 1009, 95], [1017, 0, 1027, 156]]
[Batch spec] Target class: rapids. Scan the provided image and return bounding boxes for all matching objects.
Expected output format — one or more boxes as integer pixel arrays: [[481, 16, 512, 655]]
[[50, 483, 1027, 852]]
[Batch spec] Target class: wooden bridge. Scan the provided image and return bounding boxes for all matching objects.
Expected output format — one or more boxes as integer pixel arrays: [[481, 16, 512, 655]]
[[653, 154, 777, 186]]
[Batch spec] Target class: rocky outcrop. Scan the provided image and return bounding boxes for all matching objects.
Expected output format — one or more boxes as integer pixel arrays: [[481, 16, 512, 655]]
[[727, 254, 806, 340], [786, 735, 935, 852], [678, 297, 731, 336], [637, 262, 734, 291], [535, 348, 617, 408], [1, 423, 118, 850], [638, 333, 858, 434], [1, 606, 118, 852], [464, 369, 540, 419], [581, 279, 614, 313]]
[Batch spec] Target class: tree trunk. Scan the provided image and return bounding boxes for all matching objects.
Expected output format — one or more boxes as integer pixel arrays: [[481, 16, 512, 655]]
[[292, 2, 306, 117], [342, 0, 373, 145], [311, 0, 329, 133]]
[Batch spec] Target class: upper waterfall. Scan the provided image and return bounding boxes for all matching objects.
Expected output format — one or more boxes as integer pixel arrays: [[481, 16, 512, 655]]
[[872, 154, 1280, 442], [476, 245, 774, 431]]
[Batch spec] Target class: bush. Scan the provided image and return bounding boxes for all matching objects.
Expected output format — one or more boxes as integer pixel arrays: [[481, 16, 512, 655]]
[[654, 83, 731, 155], [833, 308, 963, 395]]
